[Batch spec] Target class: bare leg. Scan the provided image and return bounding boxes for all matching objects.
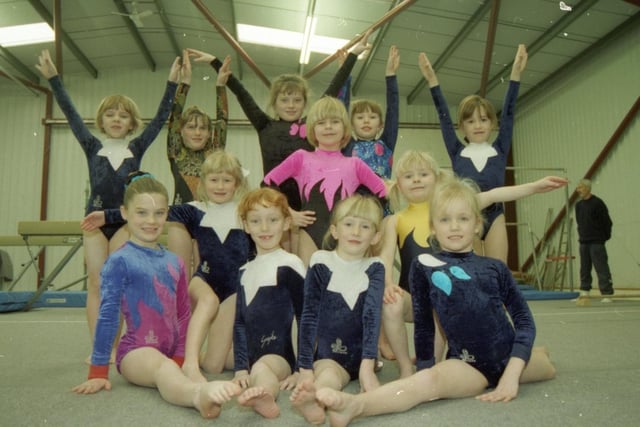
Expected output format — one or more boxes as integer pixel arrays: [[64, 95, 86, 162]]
[[297, 230, 317, 267], [381, 292, 414, 378], [482, 214, 507, 264], [120, 347, 241, 418], [183, 278, 218, 382], [318, 359, 488, 427], [238, 354, 291, 418], [201, 294, 236, 374], [83, 230, 108, 349], [291, 359, 350, 425], [521, 346, 556, 383]]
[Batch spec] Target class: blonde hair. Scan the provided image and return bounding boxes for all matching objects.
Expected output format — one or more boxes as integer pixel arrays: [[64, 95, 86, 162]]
[[387, 150, 452, 212], [428, 178, 484, 251], [268, 74, 310, 119], [122, 172, 168, 207], [237, 187, 290, 221], [322, 195, 383, 256], [95, 94, 143, 135], [457, 95, 497, 130], [196, 150, 249, 202], [306, 97, 351, 148]]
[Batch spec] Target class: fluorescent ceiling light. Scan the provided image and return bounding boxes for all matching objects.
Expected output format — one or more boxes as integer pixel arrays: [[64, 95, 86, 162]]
[[237, 23, 349, 64], [0, 22, 54, 47]]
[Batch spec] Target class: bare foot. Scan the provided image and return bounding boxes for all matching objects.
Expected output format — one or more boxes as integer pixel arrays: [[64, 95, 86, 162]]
[[316, 387, 362, 427], [183, 363, 208, 383], [238, 386, 280, 418], [194, 381, 241, 419], [290, 380, 325, 425]]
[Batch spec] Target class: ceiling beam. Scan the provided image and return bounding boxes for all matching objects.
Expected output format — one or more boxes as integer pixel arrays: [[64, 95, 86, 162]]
[[483, 0, 599, 95], [304, 0, 416, 79], [228, 1, 243, 80], [113, 0, 156, 71], [478, 0, 501, 97], [153, 0, 181, 58], [519, 11, 640, 108], [192, 0, 270, 87], [352, 0, 400, 96], [27, 0, 98, 78], [0, 46, 39, 83], [407, 0, 492, 104]]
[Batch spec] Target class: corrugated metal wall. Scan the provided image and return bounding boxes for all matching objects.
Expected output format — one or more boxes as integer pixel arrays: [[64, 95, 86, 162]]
[[513, 23, 640, 289]]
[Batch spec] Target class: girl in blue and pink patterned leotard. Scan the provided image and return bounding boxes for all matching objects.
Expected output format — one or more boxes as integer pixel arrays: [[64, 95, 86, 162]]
[[71, 173, 240, 419]]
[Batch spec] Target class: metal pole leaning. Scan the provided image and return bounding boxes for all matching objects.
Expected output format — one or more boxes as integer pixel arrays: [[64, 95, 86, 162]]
[[303, 0, 416, 79], [191, 0, 271, 88]]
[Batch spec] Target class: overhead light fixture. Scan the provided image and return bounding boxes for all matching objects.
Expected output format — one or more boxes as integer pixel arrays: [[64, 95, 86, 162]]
[[0, 23, 54, 47], [237, 23, 349, 64]]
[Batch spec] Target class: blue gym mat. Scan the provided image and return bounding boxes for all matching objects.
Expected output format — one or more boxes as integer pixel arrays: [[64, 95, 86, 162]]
[[0, 291, 87, 313], [518, 285, 579, 300]]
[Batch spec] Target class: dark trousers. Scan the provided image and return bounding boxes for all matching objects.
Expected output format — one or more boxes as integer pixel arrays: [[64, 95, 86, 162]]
[[579, 243, 613, 295]]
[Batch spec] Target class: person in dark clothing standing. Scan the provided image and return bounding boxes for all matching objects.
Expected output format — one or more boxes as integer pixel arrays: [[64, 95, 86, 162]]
[[575, 179, 614, 302]]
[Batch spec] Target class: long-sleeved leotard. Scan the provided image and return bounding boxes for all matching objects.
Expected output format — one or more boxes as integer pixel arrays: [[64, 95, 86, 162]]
[[340, 75, 399, 181], [234, 249, 306, 373], [48, 76, 177, 238], [430, 81, 519, 235], [262, 149, 387, 248], [166, 83, 228, 205], [409, 250, 535, 387], [89, 241, 190, 379], [297, 250, 384, 379], [169, 201, 252, 302], [209, 54, 359, 210]]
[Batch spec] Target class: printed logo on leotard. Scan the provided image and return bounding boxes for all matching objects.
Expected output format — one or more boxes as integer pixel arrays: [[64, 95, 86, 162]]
[[289, 122, 306, 139], [92, 195, 103, 209], [459, 348, 476, 363], [430, 265, 472, 296], [145, 329, 159, 345], [200, 261, 210, 274], [261, 331, 277, 348], [331, 338, 348, 355]]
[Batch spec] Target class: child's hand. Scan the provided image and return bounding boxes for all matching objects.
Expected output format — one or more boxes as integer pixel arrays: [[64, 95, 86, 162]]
[[232, 370, 250, 389], [35, 50, 58, 79], [289, 208, 316, 228], [350, 30, 372, 56], [386, 45, 399, 76], [476, 375, 519, 402], [168, 56, 181, 83], [216, 55, 232, 86], [336, 48, 348, 68], [71, 378, 111, 394], [81, 211, 106, 232], [533, 176, 568, 193], [511, 44, 528, 81], [180, 49, 192, 85], [279, 371, 299, 391], [418, 52, 438, 87], [383, 284, 403, 304], [187, 48, 216, 64]]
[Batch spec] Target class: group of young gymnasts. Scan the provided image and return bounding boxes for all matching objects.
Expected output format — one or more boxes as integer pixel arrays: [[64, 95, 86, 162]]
[[35, 32, 562, 425]]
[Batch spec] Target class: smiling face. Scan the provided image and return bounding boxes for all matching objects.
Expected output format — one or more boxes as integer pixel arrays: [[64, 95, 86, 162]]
[[243, 204, 291, 254], [352, 108, 382, 140], [121, 192, 168, 248], [396, 165, 437, 204], [203, 172, 238, 204], [181, 115, 211, 151], [313, 117, 346, 151], [274, 90, 306, 122], [460, 106, 493, 143], [101, 105, 134, 139], [330, 215, 381, 261], [431, 197, 480, 253]]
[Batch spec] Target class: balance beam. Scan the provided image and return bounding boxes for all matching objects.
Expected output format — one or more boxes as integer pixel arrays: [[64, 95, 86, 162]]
[[17, 221, 84, 310]]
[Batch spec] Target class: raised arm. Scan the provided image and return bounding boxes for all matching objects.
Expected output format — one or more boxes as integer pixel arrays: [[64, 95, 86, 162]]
[[167, 50, 191, 159], [418, 52, 438, 88], [510, 44, 528, 82], [477, 176, 568, 209], [213, 55, 231, 150], [382, 45, 400, 152]]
